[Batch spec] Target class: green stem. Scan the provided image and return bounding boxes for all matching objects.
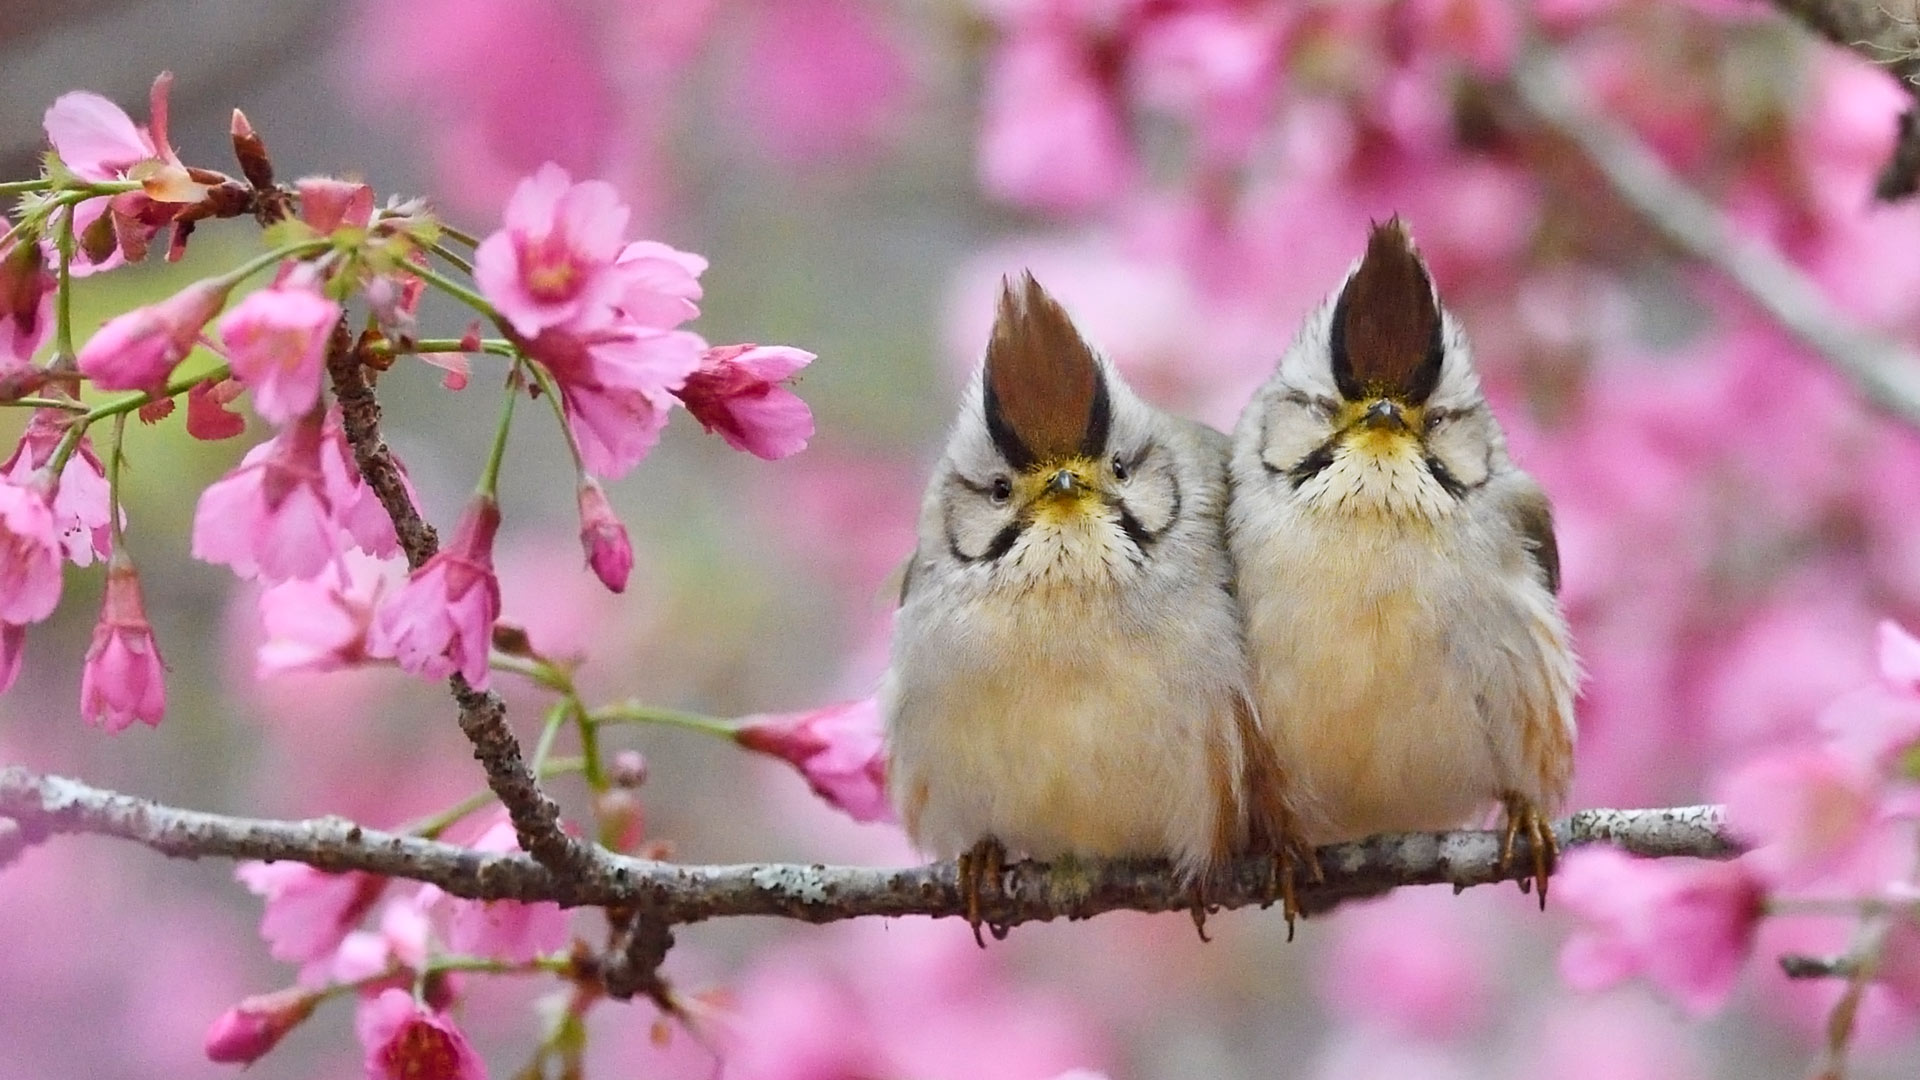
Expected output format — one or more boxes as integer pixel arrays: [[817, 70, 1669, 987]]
[[106, 414, 127, 548], [407, 337, 513, 355], [211, 238, 333, 292], [438, 223, 481, 248], [0, 178, 53, 197], [406, 757, 585, 840], [527, 363, 586, 472], [84, 363, 233, 424], [404, 260, 499, 322], [575, 700, 606, 791], [591, 701, 741, 739], [8, 397, 88, 413], [54, 207, 75, 362], [477, 366, 518, 497], [529, 703, 569, 775], [427, 241, 474, 276]]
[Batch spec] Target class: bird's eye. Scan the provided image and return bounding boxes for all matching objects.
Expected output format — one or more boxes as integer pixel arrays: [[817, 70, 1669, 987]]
[[989, 476, 1013, 503], [1111, 454, 1130, 482], [1313, 397, 1339, 420], [1424, 407, 1449, 432]]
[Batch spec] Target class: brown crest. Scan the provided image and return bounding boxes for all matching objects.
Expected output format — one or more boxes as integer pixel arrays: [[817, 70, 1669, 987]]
[[1328, 217, 1443, 404], [982, 272, 1111, 470]]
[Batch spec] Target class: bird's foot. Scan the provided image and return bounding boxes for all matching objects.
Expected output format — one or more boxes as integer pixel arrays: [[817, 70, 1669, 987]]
[[957, 837, 1009, 947], [1499, 793, 1558, 910], [1258, 825, 1323, 941]]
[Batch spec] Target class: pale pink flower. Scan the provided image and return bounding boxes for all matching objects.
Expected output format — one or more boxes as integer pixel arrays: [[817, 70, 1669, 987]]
[[576, 478, 632, 593], [356, 988, 488, 1080], [330, 892, 435, 986], [979, 30, 1133, 213], [676, 344, 816, 460], [203, 987, 317, 1065], [1, 410, 113, 567], [1319, 887, 1495, 1040], [191, 413, 346, 582], [474, 163, 631, 337], [732, 0, 911, 162], [236, 861, 385, 973], [736, 696, 893, 824], [1718, 747, 1881, 886], [1819, 623, 1920, 774], [1556, 848, 1764, 1015], [256, 557, 393, 678], [216, 285, 340, 424], [369, 495, 501, 687], [0, 240, 53, 367], [0, 478, 63, 624], [45, 84, 161, 181], [295, 176, 374, 234], [320, 408, 403, 560], [43, 74, 204, 272], [528, 327, 703, 478], [77, 278, 230, 391], [609, 240, 706, 330], [80, 558, 165, 731], [420, 813, 568, 963]]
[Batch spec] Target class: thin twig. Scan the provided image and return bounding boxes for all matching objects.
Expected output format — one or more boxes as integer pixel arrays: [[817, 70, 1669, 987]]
[[1511, 47, 1920, 429], [321, 325, 594, 882], [0, 765, 1737, 929], [1766, 0, 1920, 86]]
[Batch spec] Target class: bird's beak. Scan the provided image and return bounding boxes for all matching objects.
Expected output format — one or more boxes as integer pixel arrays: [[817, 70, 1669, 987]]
[[1048, 469, 1081, 496], [1357, 398, 1408, 432]]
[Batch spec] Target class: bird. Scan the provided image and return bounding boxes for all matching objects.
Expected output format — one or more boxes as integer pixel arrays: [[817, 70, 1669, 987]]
[[1225, 217, 1578, 905], [883, 272, 1313, 944]]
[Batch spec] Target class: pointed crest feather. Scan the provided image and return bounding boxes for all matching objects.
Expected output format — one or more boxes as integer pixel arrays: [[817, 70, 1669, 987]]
[[1329, 217, 1443, 403], [982, 272, 1110, 468]]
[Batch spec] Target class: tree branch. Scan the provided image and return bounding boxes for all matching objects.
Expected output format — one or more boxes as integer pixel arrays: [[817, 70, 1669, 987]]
[[0, 765, 1736, 929], [1767, 0, 1920, 86], [322, 327, 594, 882], [1511, 46, 1920, 429]]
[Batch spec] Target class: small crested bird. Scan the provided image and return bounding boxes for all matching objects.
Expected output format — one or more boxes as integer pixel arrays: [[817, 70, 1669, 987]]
[[1226, 218, 1578, 904], [884, 273, 1311, 942]]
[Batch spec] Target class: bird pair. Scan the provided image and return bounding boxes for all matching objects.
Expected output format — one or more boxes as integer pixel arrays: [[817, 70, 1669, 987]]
[[881, 218, 1579, 943]]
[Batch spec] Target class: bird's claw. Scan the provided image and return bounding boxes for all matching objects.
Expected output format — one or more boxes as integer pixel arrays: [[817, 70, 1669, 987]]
[[958, 837, 1009, 947], [1258, 830, 1323, 941], [1499, 794, 1558, 910]]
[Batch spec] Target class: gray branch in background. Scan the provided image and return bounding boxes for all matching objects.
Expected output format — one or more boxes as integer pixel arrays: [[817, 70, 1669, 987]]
[[1512, 47, 1920, 429], [1767, 0, 1920, 86], [0, 766, 1735, 929]]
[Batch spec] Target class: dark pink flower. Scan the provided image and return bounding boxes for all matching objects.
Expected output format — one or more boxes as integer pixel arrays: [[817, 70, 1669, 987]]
[[0, 240, 53, 368], [80, 558, 165, 731], [356, 988, 487, 1080], [474, 163, 631, 337], [676, 344, 816, 459], [368, 495, 501, 687], [979, 30, 1133, 213], [420, 813, 568, 963], [735, 696, 893, 824], [256, 558, 392, 678], [236, 861, 385, 974], [217, 285, 340, 424], [576, 478, 631, 593], [76, 278, 230, 392], [528, 326, 703, 478], [0, 478, 63, 624], [203, 987, 317, 1065], [186, 378, 247, 441], [1556, 848, 1764, 1015], [296, 176, 375, 234], [1, 410, 113, 567], [191, 413, 346, 582]]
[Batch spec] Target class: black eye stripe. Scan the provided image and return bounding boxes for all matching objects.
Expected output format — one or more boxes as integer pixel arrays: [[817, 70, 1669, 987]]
[[1107, 472, 1180, 551]]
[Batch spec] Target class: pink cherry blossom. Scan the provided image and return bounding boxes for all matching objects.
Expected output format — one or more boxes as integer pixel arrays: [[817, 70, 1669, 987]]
[[735, 696, 893, 824], [1718, 747, 1881, 886], [979, 29, 1133, 213], [256, 557, 393, 678], [76, 278, 230, 392], [191, 413, 348, 582], [295, 176, 374, 234], [731, 0, 912, 163], [44, 86, 160, 181], [0, 240, 53, 368], [216, 285, 340, 424], [0, 410, 113, 567], [676, 343, 816, 459], [43, 74, 204, 272], [1319, 887, 1495, 1040], [368, 495, 501, 688], [609, 239, 706, 330], [420, 812, 568, 963], [0, 478, 64, 624], [356, 988, 488, 1080], [1556, 848, 1764, 1016], [235, 861, 385, 974], [527, 326, 703, 478], [320, 407, 403, 560], [80, 558, 165, 732], [329, 892, 434, 986], [576, 478, 632, 593], [203, 987, 317, 1065], [474, 163, 631, 337]]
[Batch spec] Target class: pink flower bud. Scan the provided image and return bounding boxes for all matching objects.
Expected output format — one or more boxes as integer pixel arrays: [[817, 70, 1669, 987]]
[[204, 987, 317, 1065], [735, 696, 893, 824], [0, 240, 53, 368], [576, 478, 632, 593], [368, 494, 502, 688], [80, 557, 166, 731], [296, 176, 374, 234], [77, 278, 231, 392]]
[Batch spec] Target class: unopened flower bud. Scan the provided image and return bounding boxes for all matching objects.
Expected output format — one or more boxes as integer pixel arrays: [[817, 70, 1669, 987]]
[[610, 749, 648, 788], [576, 479, 632, 594], [204, 987, 317, 1065]]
